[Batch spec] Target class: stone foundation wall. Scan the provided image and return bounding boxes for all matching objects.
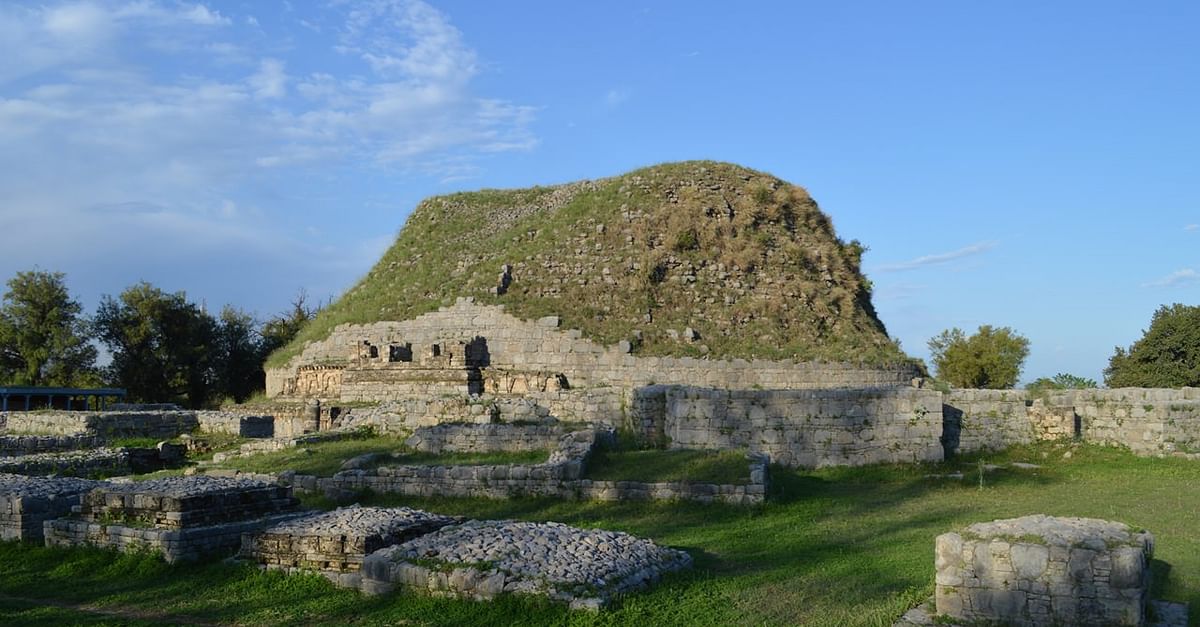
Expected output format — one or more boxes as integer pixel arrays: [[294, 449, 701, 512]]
[[0, 434, 103, 457], [0, 474, 104, 542], [45, 513, 306, 563], [404, 424, 565, 454], [942, 390, 1036, 455], [267, 299, 920, 398], [2, 411, 199, 439], [630, 386, 943, 468]]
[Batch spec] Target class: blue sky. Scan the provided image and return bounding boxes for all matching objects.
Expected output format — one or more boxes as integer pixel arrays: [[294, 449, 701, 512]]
[[1, 1, 1197, 384]]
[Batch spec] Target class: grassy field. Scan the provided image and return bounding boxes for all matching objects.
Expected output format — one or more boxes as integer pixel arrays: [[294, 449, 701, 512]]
[[1, 441, 1196, 626], [586, 448, 752, 484], [209, 436, 551, 476]]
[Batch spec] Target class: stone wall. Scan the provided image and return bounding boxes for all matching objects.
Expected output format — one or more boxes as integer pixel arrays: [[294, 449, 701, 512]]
[[630, 386, 943, 468], [404, 424, 565, 454], [266, 299, 920, 399], [944, 387, 1200, 458], [2, 411, 199, 439], [0, 434, 103, 457], [0, 474, 104, 541]]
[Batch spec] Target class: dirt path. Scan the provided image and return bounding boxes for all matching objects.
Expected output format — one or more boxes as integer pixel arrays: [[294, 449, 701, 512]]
[[0, 593, 220, 626]]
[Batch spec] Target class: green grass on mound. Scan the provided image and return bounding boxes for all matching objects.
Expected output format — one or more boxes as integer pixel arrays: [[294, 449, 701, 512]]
[[267, 161, 914, 369], [1, 442, 1196, 626]]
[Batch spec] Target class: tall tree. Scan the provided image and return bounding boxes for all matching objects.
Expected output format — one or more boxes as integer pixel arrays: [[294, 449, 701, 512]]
[[0, 270, 97, 386], [94, 282, 216, 407], [214, 306, 263, 403], [1105, 304, 1200, 388], [928, 325, 1030, 389]]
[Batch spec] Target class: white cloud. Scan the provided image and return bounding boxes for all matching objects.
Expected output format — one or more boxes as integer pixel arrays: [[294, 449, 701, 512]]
[[1186, 224, 1199, 231], [874, 241, 997, 272], [0, 0, 537, 316], [249, 58, 287, 99], [1142, 269, 1200, 288]]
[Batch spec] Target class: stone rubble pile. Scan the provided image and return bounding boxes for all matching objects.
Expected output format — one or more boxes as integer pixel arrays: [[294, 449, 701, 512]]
[[240, 505, 462, 585], [361, 520, 693, 610], [0, 473, 105, 541]]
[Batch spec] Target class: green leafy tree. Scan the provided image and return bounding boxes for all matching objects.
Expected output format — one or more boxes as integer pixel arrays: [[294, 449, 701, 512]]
[[214, 306, 263, 403], [94, 282, 217, 407], [0, 270, 97, 386], [928, 325, 1030, 389], [1026, 373, 1097, 391], [1105, 304, 1200, 388]]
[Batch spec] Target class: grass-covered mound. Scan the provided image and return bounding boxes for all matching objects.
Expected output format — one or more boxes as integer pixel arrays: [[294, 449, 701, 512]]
[[3, 442, 1195, 626], [269, 161, 912, 367]]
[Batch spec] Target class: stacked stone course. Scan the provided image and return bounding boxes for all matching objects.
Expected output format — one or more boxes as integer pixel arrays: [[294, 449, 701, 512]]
[[1, 411, 199, 439], [935, 515, 1153, 626], [0, 473, 104, 541], [44, 476, 303, 562], [404, 423, 566, 454], [239, 506, 461, 586]]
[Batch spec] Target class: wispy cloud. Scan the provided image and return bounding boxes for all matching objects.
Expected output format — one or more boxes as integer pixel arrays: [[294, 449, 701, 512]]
[[874, 241, 997, 272], [1185, 224, 1199, 231], [604, 88, 630, 108], [1142, 269, 1200, 288], [0, 0, 538, 315]]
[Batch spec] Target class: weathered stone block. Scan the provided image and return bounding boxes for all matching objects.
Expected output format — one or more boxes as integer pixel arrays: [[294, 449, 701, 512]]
[[935, 515, 1152, 626]]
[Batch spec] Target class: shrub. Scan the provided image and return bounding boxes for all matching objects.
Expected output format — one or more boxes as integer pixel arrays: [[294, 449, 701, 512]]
[[927, 325, 1030, 389]]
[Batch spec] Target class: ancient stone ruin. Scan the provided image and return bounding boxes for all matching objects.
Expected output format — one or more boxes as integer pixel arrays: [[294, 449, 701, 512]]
[[44, 476, 303, 563], [360, 520, 694, 610], [0, 473, 104, 542]]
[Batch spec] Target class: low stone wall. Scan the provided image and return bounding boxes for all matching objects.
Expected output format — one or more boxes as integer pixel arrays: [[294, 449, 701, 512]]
[[214, 428, 368, 463], [0, 444, 184, 478], [239, 506, 461, 587], [0, 434, 103, 457], [2, 411, 199, 439], [46, 513, 306, 563], [631, 386, 943, 468], [280, 441, 770, 506], [0, 474, 104, 541], [195, 411, 275, 438], [945, 387, 1200, 458], [404, 424, 565, 454], [935, 515, 1154, 626]]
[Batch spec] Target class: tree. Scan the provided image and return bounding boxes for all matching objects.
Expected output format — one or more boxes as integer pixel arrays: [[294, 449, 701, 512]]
[[0, 270, 97, 386], [260, 289, 317, 357], [1026, 373, 1097, 391], [214, 306, 263, 403], [927, 325, 1030, 389], [1105, 304, 1200, 388], [94, 282, 217, 407]]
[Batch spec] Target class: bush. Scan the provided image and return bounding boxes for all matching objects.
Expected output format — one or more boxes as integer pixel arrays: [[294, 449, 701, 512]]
[[927, 325, 1030, 389], [1105, 303, 1200, 388], [1026, 373, 1097, 391]]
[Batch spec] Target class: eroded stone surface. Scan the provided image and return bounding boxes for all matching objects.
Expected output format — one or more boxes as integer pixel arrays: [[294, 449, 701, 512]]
[[361, 520, 692, 609], [936, 515, 1154, 626], [240, 506, 460, 575]]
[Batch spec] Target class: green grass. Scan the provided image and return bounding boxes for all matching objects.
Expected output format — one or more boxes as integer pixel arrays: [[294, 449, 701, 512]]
[[586, 448, 751, 484], [209, 436, 550, 476], [1, 442, 1197, 626]]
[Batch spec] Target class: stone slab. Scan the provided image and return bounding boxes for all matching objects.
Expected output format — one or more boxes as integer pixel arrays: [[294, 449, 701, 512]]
[[360, 520, 692, 609]]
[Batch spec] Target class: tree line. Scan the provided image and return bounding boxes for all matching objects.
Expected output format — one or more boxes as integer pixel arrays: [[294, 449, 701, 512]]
[[0, 270, 316, 408], [926, 303, 1200, 390]]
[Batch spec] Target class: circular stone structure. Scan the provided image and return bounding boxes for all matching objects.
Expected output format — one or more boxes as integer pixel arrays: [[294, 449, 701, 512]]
[[360, 520, 692, 610], [935, 515, 1153, 626]]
